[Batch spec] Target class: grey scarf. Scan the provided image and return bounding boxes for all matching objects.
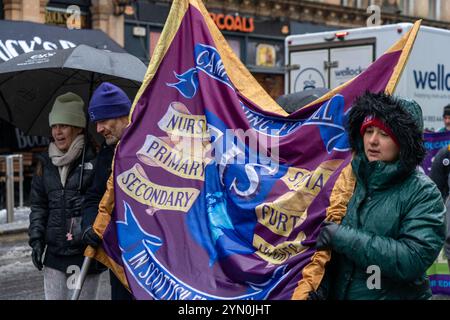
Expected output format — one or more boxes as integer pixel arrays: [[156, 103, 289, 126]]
[[48, 135, 85, 187]]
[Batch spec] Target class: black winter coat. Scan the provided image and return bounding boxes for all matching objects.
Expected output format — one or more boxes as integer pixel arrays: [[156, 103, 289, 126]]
[[81, 142, 114, 231], [28, 143, 96, 272], [430, 144, 450, 200]]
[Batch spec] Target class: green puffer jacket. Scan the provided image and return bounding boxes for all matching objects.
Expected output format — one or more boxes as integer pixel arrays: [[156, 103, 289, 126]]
[[328, 154, 445, 300], [326, 93, 446, 300]]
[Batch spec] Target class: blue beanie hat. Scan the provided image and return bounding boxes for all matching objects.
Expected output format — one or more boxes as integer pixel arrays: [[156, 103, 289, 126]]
[[88, 82, 131, 122]]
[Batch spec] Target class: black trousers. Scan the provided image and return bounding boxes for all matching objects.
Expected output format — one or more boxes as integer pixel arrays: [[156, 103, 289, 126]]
[[109, 270, 133, 300]]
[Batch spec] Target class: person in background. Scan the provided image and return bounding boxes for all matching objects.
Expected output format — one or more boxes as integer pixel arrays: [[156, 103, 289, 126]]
[[314, 92, 445, 300], [437, 104, 450, 132], [81, 82, 133, 300], [430, 104, 450, 274], [28, 92, 101, 300], [429, 144, 450, 277], [430, 145, 450, 200]]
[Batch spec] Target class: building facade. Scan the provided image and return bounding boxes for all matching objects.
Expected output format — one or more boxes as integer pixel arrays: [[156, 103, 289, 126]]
[[0, 0, 450, 97], [122, 0, 450, 98], [2, 0, 450, 42], [1, 0, 125, 45], [123, 1, 308, 98]]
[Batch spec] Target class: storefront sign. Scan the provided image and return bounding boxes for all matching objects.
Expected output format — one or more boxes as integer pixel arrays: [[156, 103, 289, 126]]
[[0, 120, 49, 151], [45, 7, 89, 29], [209, 13, 254, 33]]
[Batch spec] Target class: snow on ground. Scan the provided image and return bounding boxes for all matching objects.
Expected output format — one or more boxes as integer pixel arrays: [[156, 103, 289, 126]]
[[0, 260, 34, 275], [1, 244, 30, 260], [0, 242, 33, 276], [0, 207, 30, 224]]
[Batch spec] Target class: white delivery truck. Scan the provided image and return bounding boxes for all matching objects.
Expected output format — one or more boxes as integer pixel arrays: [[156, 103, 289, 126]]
[[285, 23, 450, 130]]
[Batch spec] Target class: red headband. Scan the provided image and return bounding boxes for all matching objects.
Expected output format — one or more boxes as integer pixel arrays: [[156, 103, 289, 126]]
[[360, 115, 399, 146]]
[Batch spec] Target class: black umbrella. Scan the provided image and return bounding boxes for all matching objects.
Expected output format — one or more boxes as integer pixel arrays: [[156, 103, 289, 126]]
[[0, 20, 127, 63], [276, 88, 330, 114], [0, 44, 147, 137]]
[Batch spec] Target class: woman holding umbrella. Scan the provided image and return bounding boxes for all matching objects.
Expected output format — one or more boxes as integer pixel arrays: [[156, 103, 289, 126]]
[[28, 92, 102, 300]]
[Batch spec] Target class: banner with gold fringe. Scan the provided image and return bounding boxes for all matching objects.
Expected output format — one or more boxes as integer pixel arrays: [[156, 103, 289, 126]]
[[85, 0, 421, 300]]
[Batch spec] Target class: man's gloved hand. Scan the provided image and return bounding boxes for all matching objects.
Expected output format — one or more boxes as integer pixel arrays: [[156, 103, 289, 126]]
[[315, 220, 339, 250], [31, 241, 44, 271], [82, 226, 102, 248]]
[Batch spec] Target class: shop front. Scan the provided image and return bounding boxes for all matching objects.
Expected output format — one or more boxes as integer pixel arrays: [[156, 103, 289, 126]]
[[45, 0, 91, 29], [124, 1, 288, 99]]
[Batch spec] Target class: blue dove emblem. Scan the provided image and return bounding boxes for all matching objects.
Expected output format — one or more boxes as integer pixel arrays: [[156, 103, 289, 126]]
[[116, 201, 163, 253], [166, 68, 199, 99], [303, 94, 351, 153], [115, 201, 289, 300]]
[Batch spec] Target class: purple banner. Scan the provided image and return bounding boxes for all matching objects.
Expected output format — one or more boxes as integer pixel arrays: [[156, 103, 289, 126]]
[[430, 274, 450, 295], [97, 1, 414, 300], [422, 131, 450, 175]]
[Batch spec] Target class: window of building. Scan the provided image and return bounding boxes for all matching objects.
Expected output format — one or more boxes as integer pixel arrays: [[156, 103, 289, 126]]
[[46, 0, 91, 29], [246, 39, 284, 70], [124, 22, 150, 63], [149, 31, 161, 58], [341, 0, 364, 8], [399, 0, 413, 16], [225, 37, 242, 59], [381, 0, 401, 14], [357, 0, 370, 8], [429, 0, 440, 20], [341, 0, 380, 9]]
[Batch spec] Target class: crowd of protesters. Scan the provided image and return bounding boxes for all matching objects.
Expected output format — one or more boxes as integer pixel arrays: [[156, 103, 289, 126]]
[[23, 84, 450, 300]]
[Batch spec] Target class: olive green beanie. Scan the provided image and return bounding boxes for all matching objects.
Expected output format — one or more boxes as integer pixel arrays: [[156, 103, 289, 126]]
[[49, 92, 86, 128]]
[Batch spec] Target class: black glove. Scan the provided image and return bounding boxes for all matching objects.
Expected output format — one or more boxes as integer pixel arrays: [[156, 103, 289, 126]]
[[82, 226, 102, 248], [307, 286, 327, 300], [315, 220, 339, 250], [31, 241, 44, 271]]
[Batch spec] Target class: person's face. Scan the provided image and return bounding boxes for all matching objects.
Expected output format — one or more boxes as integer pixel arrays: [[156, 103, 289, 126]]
[[51, 124, 82, 152], [443, 115, 450, 130], [363, 126, 400, 163], [96, 117, 129, 145]]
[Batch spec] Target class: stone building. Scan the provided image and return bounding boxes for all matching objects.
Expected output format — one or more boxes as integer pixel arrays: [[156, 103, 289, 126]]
[[0, 0, 449, 97]]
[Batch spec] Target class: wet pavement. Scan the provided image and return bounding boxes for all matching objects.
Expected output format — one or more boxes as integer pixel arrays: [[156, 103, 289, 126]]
[[1, 231, 449, 300], [0, 232, 110, 300]]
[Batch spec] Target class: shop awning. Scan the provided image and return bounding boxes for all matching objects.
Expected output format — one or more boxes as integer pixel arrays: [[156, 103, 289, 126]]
[[0, 19, 126, 63]]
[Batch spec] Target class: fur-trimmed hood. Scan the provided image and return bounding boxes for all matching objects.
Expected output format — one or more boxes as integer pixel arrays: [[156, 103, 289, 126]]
[[347, 92, 426, 173]]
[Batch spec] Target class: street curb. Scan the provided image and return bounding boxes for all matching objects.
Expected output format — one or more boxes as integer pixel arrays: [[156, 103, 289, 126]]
[[0, 220, 29, 236]]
